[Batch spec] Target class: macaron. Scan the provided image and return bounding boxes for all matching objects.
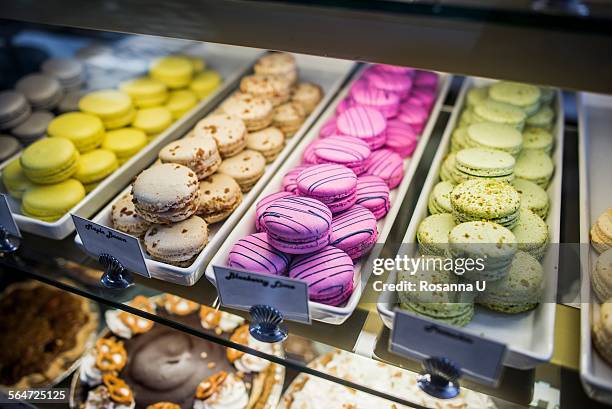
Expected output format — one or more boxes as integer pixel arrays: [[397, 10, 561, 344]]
[[593, 300, 612, 365], [591, 208, 612, 254], [132, 163, 200, 224], [384, 119, 418, 158], [452, 147, 515, 184], [194, 114, 247, 159], [450, 127, 469, 153], [291, 82, 323, 114], [111, 193, 151, 237], [477, 251, 544, 314], [20, 137, 80, 184], [57, 90, 85, 113], [261, 196, 332, 254], [228, 232, 291, 275], [366, 70, 413, 98], [318, 116, 337, 138], [47, 112, 105, 153], [2, 158, 34, 199], [78, 90, 135, 130], [336, 97, 356, 115], [511, 178, 550, 219], [217, 149, 266, 192], [240, 74, 291, 107], [41, 58, 85, 91], [165, 89, 198, 119], [373, 64, 415, 75], [512, 208, 549, 260], [336, 106, 387, 150], [489, 81, 541, 114], [289, 246, 354, 306], [133, 106, 173, 138], [254, 52, 298, 85], [428, 180, 454, 215], [355, 175, 390, 220], [190, 69, 222, 99], [296, 164, 357, 214], [159, 136, 221, 180], [245, 126, 285, 163], [592, 249, 612, 302], [0, 135, 21, 162], [120, 77, 168, 108], [414, 70, 438, 89], [281, 165, 311, 194], [144, 215, 208, 267], [330, 205, 378, 260], [197, 173, 243, 224], [15, 73, 63, 110], [397, 103, 428, 134], [514, 149, 554, 189], [272, 102, 306, 137], [417, 213, 456, 257], [0, 90, 31, 131], [102, 128, 147, 164], [301, 140, 318, 164], [526, 105, 555, 130], [255, 191, 295, 232], [74, 149, 119, 192], [312, 135, 371, 175], [221, 93, 273, 132], [21, 179, 85, 222], [522, 127, 554, 155], [459, 108, 475, 128], [364, 149, 404, 189], [465, 122, 523, 157], [149, 55, 194, 89], [439, 152, 456, 183], [473, 99, 526, 131], [411, 87, 437, 112], [350, 86, 400, 118], [450, 179, 521, 229], [11, 110, 55, 146], [540, 87, 556, 105], [466, 86, 489, 108]]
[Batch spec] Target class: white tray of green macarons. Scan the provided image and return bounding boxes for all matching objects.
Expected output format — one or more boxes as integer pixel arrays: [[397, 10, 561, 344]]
[[75, 54, 357, 285], [204, 69, 453, 324], [377, 77, 564, 369], [0, 43, 264, 240], [577, 92, 612, 403]]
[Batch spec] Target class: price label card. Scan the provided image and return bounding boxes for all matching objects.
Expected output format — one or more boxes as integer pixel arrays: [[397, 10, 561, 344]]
[[0, 194, 20, 238], [72, 215, 150, 278], [390, 308, 506, 385], [213, 265, 310, 324]]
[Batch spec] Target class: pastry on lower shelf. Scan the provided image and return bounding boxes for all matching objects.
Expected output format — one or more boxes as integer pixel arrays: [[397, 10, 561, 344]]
[[76, 295, 282, 409], [592, 249, 612, 302], [0, 280, 98, 388], [593, 299, 612, 366], [591, 208, 612, 254], [280, 350, 495, 409]]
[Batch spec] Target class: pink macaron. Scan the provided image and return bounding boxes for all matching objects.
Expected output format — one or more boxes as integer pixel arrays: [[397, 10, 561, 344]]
[[330, 205, 378, 260], [296, 164, 357, 214], [312, 135, 371, 175], [350, 86, 400, 118], [289, 245, 354, 306], [397, 103, 429, 134], [255, 190, 295, 231], [366, 71, 413, 98], [319, 116, 337, 138], [301, 142, 318, 164], [336, 97, 356, 115], [410, 87, 437, 112], [365, 149, 404, 189], [414, 70, 439, 90], [282, 165, 311, 193], [336, 106, 387, 150], [384, 119, 419, 158], [228, 233, 291, 275], [261, 196, 332, 254], [372, 64, 416, 76], [355, 175, 390, 220]]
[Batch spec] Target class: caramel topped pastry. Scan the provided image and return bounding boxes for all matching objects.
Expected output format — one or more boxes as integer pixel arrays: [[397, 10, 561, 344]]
[[227, 324, 249, 363], [163, 294, 199, 316], [196, 370, 228, 399], [146, 403, 181, 409], [95, 338, 128, 373], [103, 373, 134, 404], [117, 295, 155, 335], [199, 305, 222, 328]]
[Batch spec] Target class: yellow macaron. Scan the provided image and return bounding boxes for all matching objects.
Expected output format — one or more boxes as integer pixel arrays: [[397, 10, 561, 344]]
[[47, 112, 105, 153], [2, 158, 35, 199], [185, 55, 206, 73], [79, 89, 135, 129], [20, 137, 80, 185], [165, 89, 198, 119], [150, 56, 194, 89], [133, 107, 173, 136], [74, 149, 119, 192], [21, 179, 86, 222], [190, 69, 222, 99], [102, 128, 147, 164], [120, 77, 168, 108]]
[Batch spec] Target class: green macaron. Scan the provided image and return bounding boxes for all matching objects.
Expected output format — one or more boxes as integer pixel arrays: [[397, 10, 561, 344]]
[[539, 87, 555, 105], [522, 127, 554, 155], [489, 81, 542, 115], [439, 152, 457, 184], [453, 147, 515, 184], [400, 302, 474, 327], [512, 208, 549, 260], [466, 122, 523, 157], [450, 127, 469, 153], [514, 149, 554, 189], [511, 178, 549, 219], [466, 86, 489, 108], [428, 181, 454, 215], [473, 99, 527, 131], [526, 105, 555, 130], [417, 213, 456, 256], [459, 108, 475, 128]]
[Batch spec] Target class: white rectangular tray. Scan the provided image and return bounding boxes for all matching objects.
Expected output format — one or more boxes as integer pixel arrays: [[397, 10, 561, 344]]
[[377, 77, 564, 369], [205, 67, 452, 324], [0, 43, 263, 240], [578, 92, 612, 404], [76, 53, 356, 285]]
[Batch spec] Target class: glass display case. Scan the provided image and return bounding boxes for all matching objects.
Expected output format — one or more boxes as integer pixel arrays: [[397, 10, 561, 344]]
[[0, 2, 611, 408]]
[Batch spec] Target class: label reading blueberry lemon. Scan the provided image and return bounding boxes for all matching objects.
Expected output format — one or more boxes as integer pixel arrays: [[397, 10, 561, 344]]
[[72, 214, 150, 278], [390, 309, 506, 386], [213, 265, 310, 323], [0, 194, 20, 238]]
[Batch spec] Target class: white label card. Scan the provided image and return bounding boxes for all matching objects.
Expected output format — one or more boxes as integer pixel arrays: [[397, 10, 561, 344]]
[[213, 265, 310, 324], [72, 215, 150, 278], [390, 308, 506, 385], [0, 194, 20, 238]]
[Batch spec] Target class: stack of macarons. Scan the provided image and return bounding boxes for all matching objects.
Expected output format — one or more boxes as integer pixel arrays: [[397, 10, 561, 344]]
[[593, 299, 612, 366]]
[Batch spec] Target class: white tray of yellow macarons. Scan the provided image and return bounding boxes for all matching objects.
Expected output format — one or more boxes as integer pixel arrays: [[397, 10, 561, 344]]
[[76, 53, 356, 285], [0, 43, 263, 240], [578, 93, 612, 404], [377, 77, 564, 369], [205, 68, 453, 325]]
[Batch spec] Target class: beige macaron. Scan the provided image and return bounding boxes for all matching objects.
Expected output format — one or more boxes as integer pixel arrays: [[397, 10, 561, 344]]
[[240, 74, 291, 107], [245, 126, 285, 163], [254, 52, 298, 85], [192, 114, 247, 158], [273, 102, 306, 137], [592, 249, 612, 302], [144, 215, 208, 267], [291, 82, 323, 114], [158, 135, 221, 179], [111, 193, 150, 237], [593, 299, 612, 365], [220, 93, 273, 132], [591, 208, 612, 254], [218, 149, 266, 192], [198, 173, 243, 223]]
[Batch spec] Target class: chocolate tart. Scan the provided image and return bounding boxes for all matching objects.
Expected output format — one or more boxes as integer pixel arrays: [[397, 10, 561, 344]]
[[70, 297, 284, 409], [0, 281, 99, 389]]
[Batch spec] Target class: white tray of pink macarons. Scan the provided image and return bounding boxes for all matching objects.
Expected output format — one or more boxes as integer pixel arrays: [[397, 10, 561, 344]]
[[377, 77, 564, 369], [76, 52, 356, 285], [206, 65, 452, 324]]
